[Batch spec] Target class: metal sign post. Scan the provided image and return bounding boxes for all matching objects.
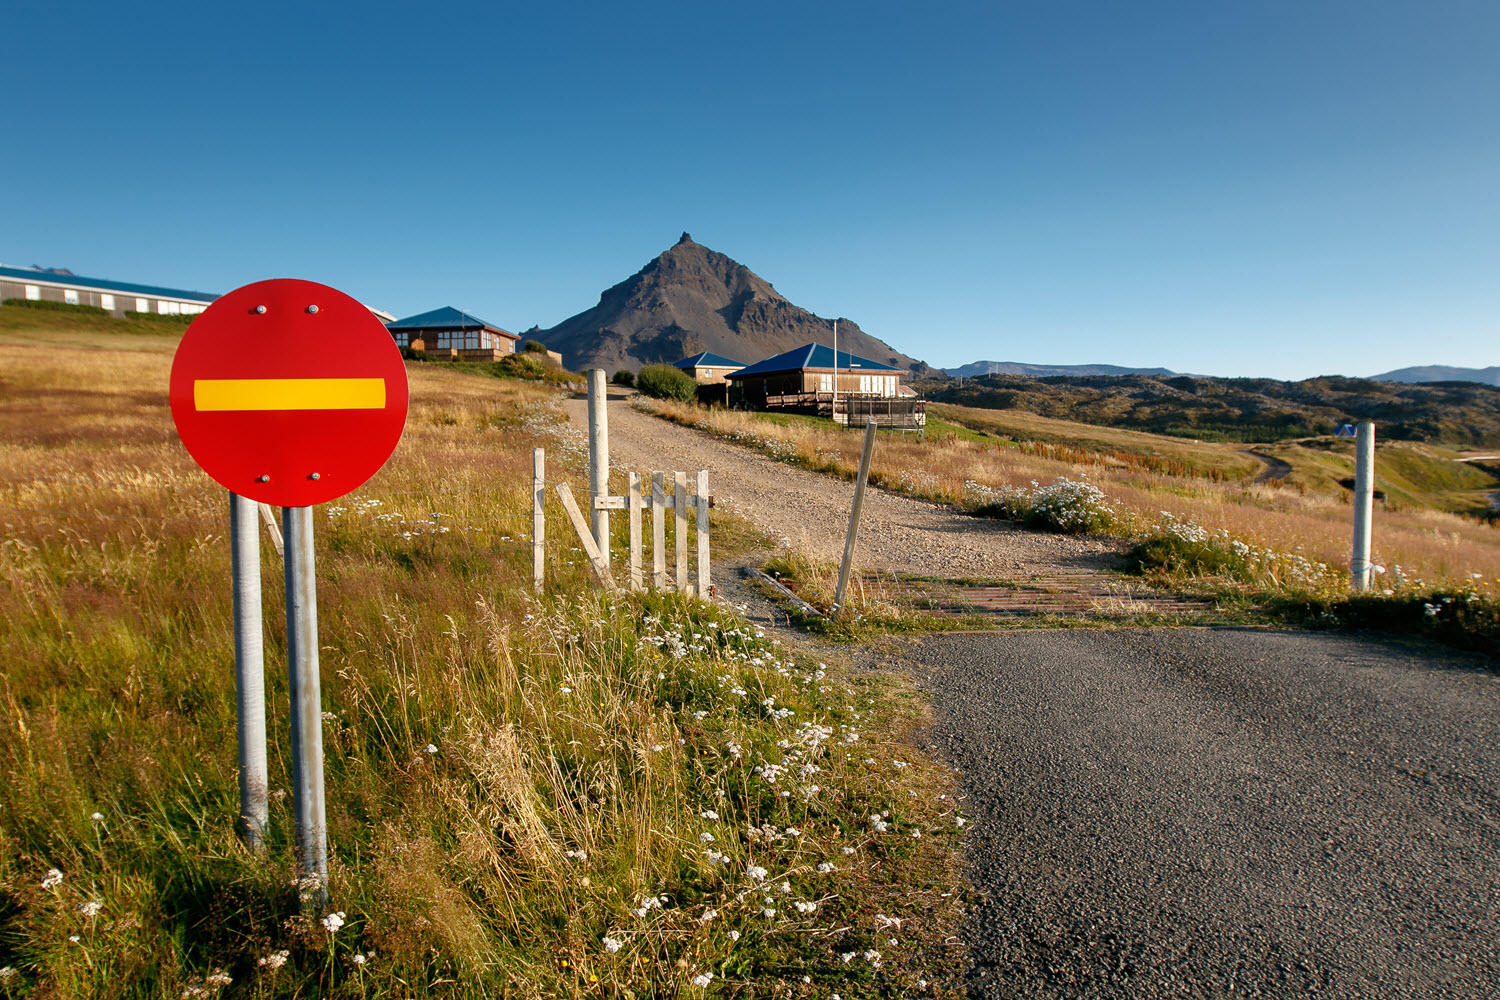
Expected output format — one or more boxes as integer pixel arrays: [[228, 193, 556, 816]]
[[229, 491, 268, 850], [169, 278, 410, 908], [1351, 421, 1375, 590], [283, 505, 328, 903]]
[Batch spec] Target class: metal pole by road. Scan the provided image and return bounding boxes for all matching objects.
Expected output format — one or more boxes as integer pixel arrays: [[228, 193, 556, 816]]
[[835, 419, 879, 613], [230, 492, 268, 851], [587, 369, 611, 568], [1351, 421, 1375, 591], [282, 505, 328, 905]]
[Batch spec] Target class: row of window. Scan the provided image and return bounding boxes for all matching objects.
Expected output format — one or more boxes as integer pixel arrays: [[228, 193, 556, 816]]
[[816, 373, 900, 397], [390, 330, 508, 351], [19, 283, 204, 315]]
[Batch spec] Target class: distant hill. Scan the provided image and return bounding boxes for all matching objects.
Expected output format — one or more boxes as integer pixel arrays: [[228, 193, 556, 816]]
[[924, 372, 1500, 447], [945, 360, 1180, 378], [1368, 365, 1500, 387], [530, 234, 936, 376]]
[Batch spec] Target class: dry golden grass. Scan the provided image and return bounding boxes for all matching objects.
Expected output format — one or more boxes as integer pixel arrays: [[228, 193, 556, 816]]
[[646, 399, 1500, 589]]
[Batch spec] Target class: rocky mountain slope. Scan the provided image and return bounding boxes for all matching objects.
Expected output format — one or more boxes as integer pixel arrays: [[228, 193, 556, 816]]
[[530, 234, 936, 375]]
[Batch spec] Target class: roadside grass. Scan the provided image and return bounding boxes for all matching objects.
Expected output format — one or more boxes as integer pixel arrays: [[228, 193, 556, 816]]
[[0, 319, 968, 997], [636, 398, 1500, 653]]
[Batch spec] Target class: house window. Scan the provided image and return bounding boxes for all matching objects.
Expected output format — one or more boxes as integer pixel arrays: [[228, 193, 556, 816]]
[[393, 332, 409, 347], [64, 289, 80, 305], [703, 368, 713, 378], [101, 294, 115, 310], [135, 298, 149, 312], [24, 284, 40, 300], [819, 373, 832, 392]]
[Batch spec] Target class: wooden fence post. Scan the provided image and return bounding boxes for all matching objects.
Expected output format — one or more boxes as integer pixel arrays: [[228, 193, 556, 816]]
[[696, 470, 711, 598], [258, 502, 284, 559], [532, 447, 545, 591], [628, 472, 643, 592], [652, 472, 667, 590], [587, 370, 610, 569], [674, 470, 689, 594]]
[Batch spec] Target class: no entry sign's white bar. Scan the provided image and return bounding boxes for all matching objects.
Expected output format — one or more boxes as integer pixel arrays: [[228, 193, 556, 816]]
[[194, 378, 387, 411]]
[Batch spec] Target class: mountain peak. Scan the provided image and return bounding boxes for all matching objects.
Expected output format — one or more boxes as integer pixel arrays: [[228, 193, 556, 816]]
[[535, 237, 932, 375]]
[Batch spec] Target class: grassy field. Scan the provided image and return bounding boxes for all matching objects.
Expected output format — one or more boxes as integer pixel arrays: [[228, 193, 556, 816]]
[[642, 398, 1500, 594], [0, 307, 967, 998]]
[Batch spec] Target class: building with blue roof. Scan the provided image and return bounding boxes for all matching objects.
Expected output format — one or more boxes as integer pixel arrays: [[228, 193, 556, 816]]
[[726, 343, 923, 428], [386, 306, 519, 360], [674, 351, 745, 383], [0, 264, 218, 317]]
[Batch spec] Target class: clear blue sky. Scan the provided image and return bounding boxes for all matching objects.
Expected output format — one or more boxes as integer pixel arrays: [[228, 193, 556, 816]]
[[4, 1, 1495, 379]]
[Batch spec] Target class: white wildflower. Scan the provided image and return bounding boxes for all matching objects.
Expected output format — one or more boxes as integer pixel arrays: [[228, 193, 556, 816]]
[[692, 972, 714, 987], [79, 900, 102, 917], [700, 909, 718, 923], [424, 744, 438, 755], [817, 862, 834, 873], [90, 812, 104, 822], [762, 907, 776, 918], [257, 950, 289, 970], [321, 911, 346, 934], [351, 954, 367, 966], [746, 865, 768, 881], [699, 809, 719, 820], [41, 869, 63, 889], [729, 930, 741, 941], [602, 936, 623, 953], [699, 832, 715, 843]]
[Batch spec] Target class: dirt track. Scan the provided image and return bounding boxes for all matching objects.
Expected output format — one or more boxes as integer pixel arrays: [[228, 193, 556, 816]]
[[563, 393, 1122, 581]]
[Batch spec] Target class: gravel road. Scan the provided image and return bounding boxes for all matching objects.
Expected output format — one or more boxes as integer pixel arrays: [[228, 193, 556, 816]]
[[908, 628, 1500, 998], [563, 394, 1122, 580]]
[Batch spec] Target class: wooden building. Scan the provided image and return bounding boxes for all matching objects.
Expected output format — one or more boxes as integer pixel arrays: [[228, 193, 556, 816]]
[[0, 264, 216, 317], [386, 307, 519, 360], [726, 343, 924, 428], [674, 351, 744, 383]]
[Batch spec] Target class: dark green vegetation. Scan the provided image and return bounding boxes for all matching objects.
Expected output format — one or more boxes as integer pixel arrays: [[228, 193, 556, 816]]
[[636, 363, 700, 402], [923, 372, 1500, 447]]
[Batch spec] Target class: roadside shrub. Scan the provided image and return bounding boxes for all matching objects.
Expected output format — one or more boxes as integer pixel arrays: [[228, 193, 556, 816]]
[[3, 297, 110, 316], [492, 352, 546, 380], [611, 368, 636, 387], [636, 363, 698, 403], [123, 310, 195, 323], [523, 339, 547, 353], [1125, 512, 1339, 591], [964, 476, 1119, 534]]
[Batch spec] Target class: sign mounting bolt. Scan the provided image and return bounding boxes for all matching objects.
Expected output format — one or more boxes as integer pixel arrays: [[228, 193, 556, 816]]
[[309, 472, 321, 480], [255, 305, 267, 315], [257, 474, 270, 483], [306, 305, 319, 314]]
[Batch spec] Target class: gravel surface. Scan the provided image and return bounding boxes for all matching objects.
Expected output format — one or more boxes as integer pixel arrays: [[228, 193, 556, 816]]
[[562, 394, 1123, 580], [908, 628, 1500, 998]]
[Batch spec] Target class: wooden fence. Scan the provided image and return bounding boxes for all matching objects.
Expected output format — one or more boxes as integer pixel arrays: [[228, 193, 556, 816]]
[[532, 447, 711, 597]]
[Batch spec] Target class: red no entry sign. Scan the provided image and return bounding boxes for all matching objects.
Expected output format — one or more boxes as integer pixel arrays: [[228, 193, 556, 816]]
[[170, 278, 409, 507]]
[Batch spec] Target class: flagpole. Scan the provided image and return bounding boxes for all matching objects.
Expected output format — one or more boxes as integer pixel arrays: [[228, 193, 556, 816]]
[[833, 319, 838, 429]]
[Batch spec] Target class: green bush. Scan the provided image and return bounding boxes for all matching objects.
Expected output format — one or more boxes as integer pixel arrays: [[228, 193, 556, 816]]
[[123, 310, 195, 324], [3, 297, 110, 317], [611, 369, 636, 387], [523, 339, 547, 354], [636, 364, 699, 403], [492, 353, 547, 380]]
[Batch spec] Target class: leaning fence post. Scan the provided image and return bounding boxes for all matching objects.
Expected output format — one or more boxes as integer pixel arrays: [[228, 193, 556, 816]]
[[696, 470, 711, 598], [230, 492, 268, 851], [258, 502, 284, 559], [533, 447, 545, 591], [1351, 421, 1375, 590], [587, 369, 611, 568], [835, 419, 879, 613]]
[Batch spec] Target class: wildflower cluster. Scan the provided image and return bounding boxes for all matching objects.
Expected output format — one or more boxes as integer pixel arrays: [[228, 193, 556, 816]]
[[965, 476, 1120, 534]]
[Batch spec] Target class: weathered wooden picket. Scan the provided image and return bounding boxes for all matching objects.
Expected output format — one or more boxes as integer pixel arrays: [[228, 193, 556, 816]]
[[532, 447, 711, 597]]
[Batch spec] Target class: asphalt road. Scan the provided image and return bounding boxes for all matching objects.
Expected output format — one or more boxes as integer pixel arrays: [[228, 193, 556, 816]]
[[907, 627, 1500, 998]]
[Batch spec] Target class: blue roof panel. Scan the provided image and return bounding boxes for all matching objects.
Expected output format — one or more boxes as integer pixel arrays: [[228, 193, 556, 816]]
[[727, 343, 901, 379], [675, 351, 744, 369], [0, 264, 219, 302], [387, 306, 512, 333]]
